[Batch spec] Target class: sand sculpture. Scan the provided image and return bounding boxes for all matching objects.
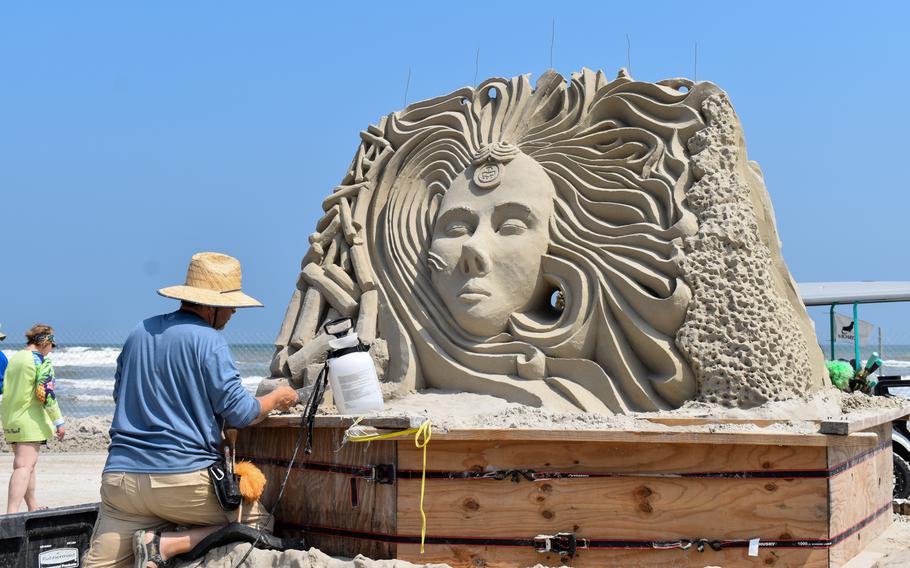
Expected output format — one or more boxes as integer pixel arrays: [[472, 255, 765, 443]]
[[264, 68, 827, 413]]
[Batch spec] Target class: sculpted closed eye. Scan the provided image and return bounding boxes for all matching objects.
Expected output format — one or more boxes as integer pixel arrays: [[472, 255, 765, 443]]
[[445, 222, 471, 237], [498, 219, 528, 235]]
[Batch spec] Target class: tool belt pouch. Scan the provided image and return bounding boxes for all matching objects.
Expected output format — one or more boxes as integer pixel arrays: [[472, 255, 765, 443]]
[[208, 460, 242, 511]]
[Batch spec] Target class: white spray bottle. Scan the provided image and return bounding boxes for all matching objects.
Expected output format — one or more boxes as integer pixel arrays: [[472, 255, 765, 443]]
[[323, 318, 384, 414]]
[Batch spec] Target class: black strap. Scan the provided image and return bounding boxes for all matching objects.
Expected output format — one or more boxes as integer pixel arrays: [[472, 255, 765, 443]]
[[238, 439, 889, 483], [326, 342, 370, 360], [177, 523, 305, 562], [286, 500, 891, 552], [303, 365, 329, 455]]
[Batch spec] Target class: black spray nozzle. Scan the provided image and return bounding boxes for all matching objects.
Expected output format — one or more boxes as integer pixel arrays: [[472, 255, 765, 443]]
[[323, 317, 354, 338]]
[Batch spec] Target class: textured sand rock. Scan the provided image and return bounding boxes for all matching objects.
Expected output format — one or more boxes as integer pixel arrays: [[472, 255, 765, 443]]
[[675, 92, 826, 407]]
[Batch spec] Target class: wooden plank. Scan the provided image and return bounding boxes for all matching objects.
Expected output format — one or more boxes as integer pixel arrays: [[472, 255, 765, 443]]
[[827, 423, 890, 469], [828, 425, 891, 535], [398, 476, 828, 540], [236, 427, 397, 559], [829, 511, 891, 568], [397, 543, 829, 567], [398, 440, 830, 566], [820, 405, 910, 435], [256, 415, 414, 429], [401, 439, 827, 474], [645, 417, 785, 427], [256, 416, 882, 446], [430, 428, 880, 447]]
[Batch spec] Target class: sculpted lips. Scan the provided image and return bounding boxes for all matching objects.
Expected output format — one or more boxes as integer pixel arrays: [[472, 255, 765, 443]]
[[457, 282, 491, 304]]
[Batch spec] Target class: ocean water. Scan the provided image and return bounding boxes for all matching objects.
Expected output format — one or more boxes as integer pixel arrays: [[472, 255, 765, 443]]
[[1, 344, 273, 418], [2, 343, 909, 418]]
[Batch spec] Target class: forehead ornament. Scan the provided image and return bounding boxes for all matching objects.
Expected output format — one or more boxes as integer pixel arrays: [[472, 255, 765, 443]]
[[471, 142, 520, 190]]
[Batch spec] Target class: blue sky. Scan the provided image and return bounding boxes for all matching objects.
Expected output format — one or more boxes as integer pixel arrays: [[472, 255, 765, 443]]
[[2, 1, 909, 347]]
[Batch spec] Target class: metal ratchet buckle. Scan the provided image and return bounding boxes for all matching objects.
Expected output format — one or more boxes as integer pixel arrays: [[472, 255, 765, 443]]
[[534, 532, 586, 556], [652, 539, 691, 550], [364, 463, 396, 485], [486, 469, 537, 483], [693, 538, 723, 552]]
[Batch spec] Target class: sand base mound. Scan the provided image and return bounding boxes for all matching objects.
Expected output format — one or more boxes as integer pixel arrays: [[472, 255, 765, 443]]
[[173, 544, 452, 568], [0, 415, 111, 453]]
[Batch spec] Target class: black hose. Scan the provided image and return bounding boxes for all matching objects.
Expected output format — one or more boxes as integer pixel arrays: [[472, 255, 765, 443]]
[[231, 365, 327, 567]]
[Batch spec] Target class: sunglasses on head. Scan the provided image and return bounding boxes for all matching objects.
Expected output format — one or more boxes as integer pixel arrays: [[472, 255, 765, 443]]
[[35, 334, 56, 347]]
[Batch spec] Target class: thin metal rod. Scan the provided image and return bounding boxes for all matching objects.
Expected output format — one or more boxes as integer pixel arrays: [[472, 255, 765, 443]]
[[474, 48, 480, 87], [403, 67, 411, 109], [878, 327, 883, 375], [549, 18, 556, 69], [626, 34, 631, 74], [853, 303, 860, 372], [829, 304, 836, 360]]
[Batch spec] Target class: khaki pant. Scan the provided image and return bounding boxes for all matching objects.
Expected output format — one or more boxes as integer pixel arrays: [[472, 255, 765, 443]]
[[83, 469, 270, 568]]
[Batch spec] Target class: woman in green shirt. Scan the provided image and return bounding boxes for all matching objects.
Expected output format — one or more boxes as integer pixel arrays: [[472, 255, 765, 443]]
[[1, 324, 66, 513]]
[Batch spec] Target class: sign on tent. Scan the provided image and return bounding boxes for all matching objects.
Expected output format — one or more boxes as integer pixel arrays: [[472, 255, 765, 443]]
[[834, 312, 875, 344]]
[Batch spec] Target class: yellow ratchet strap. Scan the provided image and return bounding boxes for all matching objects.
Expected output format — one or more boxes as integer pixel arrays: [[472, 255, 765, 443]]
[[346, 419, 432, 553]]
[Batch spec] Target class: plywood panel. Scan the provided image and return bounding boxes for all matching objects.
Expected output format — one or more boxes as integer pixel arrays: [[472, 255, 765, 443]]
[[829, 510, 891, 568], [399, 439, 828, 473], [397, 543, 829, 568], [828, 425, 891, 535], [827, 423, 888, 468], [237, 422, 896, 567], [398, 476, 827, 540], [829, 424, 893, 567], [429, 428, 880, 447], [236, 427, 397, 559]]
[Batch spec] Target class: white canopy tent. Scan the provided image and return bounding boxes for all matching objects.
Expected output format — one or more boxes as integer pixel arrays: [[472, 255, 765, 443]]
[[798, 282, 910, 364], [799, 282, 910, 307]]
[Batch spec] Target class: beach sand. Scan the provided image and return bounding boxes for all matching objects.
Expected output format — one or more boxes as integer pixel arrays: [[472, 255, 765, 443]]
[[0, 451, 104, 512]]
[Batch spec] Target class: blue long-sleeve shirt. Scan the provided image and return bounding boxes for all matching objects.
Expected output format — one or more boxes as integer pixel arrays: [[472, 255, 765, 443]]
[[0, 351, 8, 391], [104, 310, 260, 473]]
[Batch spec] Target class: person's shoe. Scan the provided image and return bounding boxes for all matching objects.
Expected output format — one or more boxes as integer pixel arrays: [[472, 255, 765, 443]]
[[132, 529, 174, 568]]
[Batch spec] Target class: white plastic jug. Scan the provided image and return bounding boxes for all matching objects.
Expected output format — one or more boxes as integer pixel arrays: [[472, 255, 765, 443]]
[[325, 332, 384, 414]]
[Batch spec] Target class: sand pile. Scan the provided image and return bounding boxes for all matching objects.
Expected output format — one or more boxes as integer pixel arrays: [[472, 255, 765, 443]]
[[841, 390, 908, 413], [0, 386, 903, 455], [310, 386, 907, 435], [0, 415, 111, 453], [867, 514, 910, 568], [173, 544, 451, 568]]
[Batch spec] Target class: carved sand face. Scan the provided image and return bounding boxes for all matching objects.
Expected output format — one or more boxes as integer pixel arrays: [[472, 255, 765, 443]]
[[429, 153, 555, 337]]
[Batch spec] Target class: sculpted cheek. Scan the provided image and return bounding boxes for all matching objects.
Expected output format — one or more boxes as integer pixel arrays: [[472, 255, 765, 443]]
[[430, 240, 460, 270]]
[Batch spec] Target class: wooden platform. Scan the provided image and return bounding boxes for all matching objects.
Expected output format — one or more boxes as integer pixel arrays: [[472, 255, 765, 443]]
[[236, 409, 908, 568]]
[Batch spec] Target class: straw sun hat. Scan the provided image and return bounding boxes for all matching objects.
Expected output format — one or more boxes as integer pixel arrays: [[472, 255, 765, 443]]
[[158, 252, 263, 308]]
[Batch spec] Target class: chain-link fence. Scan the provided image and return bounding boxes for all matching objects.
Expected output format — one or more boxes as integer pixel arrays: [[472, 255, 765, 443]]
[[806, 305, 910, 376], [5, 308, 910, 419], [0, 331, 275, 418]]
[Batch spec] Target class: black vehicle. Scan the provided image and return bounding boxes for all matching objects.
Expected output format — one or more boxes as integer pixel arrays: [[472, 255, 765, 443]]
[[873, 376, 910, 499]]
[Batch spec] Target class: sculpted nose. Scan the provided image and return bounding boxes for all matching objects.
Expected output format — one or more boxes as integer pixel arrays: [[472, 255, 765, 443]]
[[460, 241, 490, 276]]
